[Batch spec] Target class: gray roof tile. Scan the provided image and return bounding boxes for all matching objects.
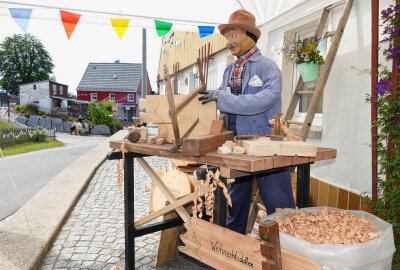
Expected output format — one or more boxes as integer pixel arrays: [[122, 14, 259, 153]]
[[77, 62, 143, 92]]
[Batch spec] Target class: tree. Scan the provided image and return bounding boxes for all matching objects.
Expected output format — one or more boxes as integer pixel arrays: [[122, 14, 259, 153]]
[[0, 34, 54, 95]]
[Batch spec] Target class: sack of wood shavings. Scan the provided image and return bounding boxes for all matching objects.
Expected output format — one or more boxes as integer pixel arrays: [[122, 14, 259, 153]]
[[263, 207, 395, 270]]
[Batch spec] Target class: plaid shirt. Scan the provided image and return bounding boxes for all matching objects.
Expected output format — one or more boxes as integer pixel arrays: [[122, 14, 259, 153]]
[[229, 46, 260, 88]]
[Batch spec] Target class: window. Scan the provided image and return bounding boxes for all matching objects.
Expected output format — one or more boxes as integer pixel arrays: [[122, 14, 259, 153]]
[[91, 93, 97, 101], [291, 28, 328, 126], [52, 85, 57, 95], [127, 94, 134, 102], [109, 93, 115, 101], [33, 85, 36, 90], [59, 85, 63, 95]]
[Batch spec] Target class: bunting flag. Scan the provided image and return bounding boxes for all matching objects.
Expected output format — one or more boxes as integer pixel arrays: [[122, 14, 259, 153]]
[[110, 18, 130, 39], [154, 19, 173, 37], [9, 8, 32, 32], [198, 26, 215, 38], [60, 10, 81, 39]]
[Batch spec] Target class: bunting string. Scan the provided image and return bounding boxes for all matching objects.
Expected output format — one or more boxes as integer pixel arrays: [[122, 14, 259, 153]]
[[0, 0, 219, 39]]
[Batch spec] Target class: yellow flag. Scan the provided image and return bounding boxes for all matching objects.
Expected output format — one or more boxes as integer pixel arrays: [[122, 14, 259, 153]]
[[110, 18, 130, 39]]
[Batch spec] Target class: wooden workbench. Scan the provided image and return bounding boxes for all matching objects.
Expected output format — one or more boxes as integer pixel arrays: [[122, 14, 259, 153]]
[[108, 140, 336, 270]]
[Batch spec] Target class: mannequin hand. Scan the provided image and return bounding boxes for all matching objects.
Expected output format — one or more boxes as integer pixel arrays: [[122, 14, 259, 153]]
[[198, 89, 219, 104]]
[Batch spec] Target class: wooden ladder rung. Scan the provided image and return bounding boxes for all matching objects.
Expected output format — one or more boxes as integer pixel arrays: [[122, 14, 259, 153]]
[[297, 91, 314, 95], [325, 30, 336, 38], [326, 0, 346, 10], [286, 120, 311, 127]]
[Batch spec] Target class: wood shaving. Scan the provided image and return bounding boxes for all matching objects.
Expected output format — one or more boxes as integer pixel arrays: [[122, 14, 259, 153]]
[[192, 167, 232, 223], [275, 208, 383, 244]]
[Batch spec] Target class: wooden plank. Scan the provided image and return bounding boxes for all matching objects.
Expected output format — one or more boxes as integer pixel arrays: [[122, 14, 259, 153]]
[[181, 131, 234, 157], [110, 141, 336, 173], [165, 71, 181, 144], [156, 211, 180, 267], [219, 167, 250, 178], [175, 84, 206, 113], [137, 158, 191, 222], [210, 119, 224, 135]]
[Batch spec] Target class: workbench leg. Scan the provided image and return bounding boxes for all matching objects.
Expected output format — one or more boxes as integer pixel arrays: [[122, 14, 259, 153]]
[[213, 176, 227, 227], [296, 164, 310, 208], [124, 153, 135, 270]]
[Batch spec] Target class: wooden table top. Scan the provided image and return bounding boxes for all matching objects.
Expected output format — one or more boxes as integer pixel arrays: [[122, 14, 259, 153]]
[[110, 140, 336, 174]]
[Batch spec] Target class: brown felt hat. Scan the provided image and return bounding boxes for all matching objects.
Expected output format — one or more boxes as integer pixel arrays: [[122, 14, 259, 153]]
[[218, 9, 261, 40]]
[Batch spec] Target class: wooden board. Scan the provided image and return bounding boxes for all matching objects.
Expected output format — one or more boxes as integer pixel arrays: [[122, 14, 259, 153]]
[[139, 95, 217, 143], [243, 139, 317, 157], [178, 218, 321, 270], [110, 140, 336, 174], [181, 131, 234, 157], [151, 169, 193, 214]]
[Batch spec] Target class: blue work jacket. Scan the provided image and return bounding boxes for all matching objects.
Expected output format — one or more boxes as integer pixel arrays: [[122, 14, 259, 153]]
[[216, 51, 282, 136]]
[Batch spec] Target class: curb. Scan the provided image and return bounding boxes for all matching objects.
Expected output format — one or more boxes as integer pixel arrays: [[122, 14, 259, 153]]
[[0, 130, 127, 270]]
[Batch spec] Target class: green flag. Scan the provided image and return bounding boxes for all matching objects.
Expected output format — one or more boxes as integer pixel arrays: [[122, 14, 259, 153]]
[[154, 19, 173, 37]]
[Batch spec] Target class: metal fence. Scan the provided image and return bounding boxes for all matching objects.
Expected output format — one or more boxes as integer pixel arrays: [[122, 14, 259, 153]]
[[0, 127, 56, 149]]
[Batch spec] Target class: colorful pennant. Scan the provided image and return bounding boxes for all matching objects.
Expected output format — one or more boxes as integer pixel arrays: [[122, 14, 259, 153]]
[[154, 19, 173, 37], [9, 8, 32, 32], [110, 18, 130, 39], [198, 26, 215, 38], [60, 10, 81, 39]]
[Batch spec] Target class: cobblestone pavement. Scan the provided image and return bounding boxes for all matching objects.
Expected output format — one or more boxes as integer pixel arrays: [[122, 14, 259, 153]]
[[41, 157, 212, 270]]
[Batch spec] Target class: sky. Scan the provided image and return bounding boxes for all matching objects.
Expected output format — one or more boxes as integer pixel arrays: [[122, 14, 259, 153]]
[[0, 0, 242, 94]]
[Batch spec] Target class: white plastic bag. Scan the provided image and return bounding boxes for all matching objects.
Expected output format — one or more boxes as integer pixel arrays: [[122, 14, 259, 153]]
[[263, 207, 395, 270]]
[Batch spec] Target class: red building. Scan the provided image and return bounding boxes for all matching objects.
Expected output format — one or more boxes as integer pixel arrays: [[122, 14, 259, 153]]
[[76, 61, 152, 121]]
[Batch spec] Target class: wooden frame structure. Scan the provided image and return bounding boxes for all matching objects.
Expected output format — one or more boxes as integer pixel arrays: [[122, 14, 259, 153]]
[[108, 140, 336, 269]]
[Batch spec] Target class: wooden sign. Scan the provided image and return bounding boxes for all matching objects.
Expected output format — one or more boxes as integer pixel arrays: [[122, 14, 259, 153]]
[[178, 218, 322, 270]]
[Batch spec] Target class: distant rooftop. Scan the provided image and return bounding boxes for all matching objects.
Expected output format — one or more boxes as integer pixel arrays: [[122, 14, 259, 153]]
[[77, 62, 143, 92]]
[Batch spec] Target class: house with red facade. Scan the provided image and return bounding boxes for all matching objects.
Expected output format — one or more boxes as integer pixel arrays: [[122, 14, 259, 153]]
[[76, 61, 152, 121]]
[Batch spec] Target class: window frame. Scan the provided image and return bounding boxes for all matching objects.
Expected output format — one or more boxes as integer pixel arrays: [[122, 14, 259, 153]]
[[109, 93, 115, 101], [91, 93, 98, 101], [127, 94, 134, 102]]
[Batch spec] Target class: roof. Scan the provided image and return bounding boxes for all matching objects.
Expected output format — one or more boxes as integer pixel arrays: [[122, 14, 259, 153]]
[[18, 80, 69, 87], [77, 62, 143, 92], [51, 96, 89, 104]]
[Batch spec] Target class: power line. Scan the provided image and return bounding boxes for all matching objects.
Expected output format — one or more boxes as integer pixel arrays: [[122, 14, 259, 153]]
[[0, 0, 223, 26]]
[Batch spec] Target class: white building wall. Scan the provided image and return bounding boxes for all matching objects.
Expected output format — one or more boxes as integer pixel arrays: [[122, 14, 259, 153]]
[[19, 81, 52, 114], [258, 0, 393, 194]]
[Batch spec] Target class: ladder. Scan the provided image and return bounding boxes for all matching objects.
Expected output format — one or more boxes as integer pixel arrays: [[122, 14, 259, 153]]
[[245, 0, 354, 235], [285, 0, 354, 141]]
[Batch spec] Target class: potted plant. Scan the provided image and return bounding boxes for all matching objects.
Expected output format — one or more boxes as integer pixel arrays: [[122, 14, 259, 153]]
[[281, 38, 324, 83]]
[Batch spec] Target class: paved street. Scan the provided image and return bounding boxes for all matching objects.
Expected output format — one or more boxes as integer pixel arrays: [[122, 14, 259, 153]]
[[41, 157, 211, 270], [0, 133, 107, 220]]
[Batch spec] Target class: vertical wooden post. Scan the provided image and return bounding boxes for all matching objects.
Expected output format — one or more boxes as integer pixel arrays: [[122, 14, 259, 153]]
[[371, 0, 379, 203], [259, 220, 282, 270]]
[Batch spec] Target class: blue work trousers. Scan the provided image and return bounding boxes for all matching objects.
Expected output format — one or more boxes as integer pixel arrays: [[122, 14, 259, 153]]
[[227, 170, 295, 234]]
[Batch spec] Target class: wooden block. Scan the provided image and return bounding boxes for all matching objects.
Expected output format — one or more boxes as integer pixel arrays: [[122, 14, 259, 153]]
[[254, 143, 276, 157], [181, 131, 234, 157], [139, 98, 146, 110], [218, 145, 232, 155], [242, 138, 270, 155], [148, 138, 157, 144], [296, 143, 317, 157], [280, 141, 297, 156], [223, 140, 235, 151], [232, 145, 245, 155], [156, 138, 166, 145], [210, 119, 224, 135]]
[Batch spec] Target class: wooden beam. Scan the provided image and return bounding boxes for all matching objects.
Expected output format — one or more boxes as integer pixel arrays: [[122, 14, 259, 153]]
[[135, 192, 197, 227], [137, 158, 191, 222], [164, 70, 180, 144], [175, 84, 206, 114], [181, 131, 234, 157]]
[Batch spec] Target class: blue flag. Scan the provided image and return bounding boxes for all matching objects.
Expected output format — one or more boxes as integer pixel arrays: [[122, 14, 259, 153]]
[[9, 8, 32, 32], [198, 26, 215, 38]]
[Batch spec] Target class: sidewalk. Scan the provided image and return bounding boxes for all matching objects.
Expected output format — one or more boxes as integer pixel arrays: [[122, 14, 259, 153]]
[[41, 157, 212, 270]]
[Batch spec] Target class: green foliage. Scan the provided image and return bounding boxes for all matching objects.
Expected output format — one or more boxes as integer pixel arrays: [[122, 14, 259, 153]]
[[0, 34, 54, 95], [15, 105, 23, 112], [31, 129, 47, 142], [87, 100, 113, 125], [0, 119, 19, 130], [87, 100, 122, 134], [368, 4, 400, 266], [24, 103, 39, 115]]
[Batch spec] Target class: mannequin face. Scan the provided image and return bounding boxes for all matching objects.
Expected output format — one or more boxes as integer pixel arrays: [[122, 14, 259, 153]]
[[223, 28, 256, 57]]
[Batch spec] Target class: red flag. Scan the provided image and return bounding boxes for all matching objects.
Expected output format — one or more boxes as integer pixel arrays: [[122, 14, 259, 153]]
[[60, 10, 81, 39]]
